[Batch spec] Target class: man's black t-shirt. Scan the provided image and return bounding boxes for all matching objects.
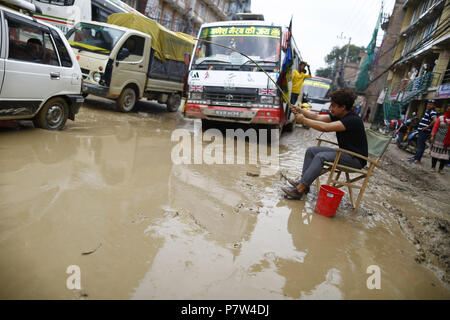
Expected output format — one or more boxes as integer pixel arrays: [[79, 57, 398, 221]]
[[330, 112, 368, 167]]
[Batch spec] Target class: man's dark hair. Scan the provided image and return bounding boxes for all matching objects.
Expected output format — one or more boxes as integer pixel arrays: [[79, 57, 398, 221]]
[[329, 89, 356, 111]]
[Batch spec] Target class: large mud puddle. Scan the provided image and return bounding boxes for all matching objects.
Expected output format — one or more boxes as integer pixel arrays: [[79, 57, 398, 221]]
[[0, 98, 449, 299]]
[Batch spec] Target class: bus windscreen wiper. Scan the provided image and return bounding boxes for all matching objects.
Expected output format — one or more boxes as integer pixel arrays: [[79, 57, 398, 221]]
[[195, 59, 230, 66], [240, 59, 276, 67]]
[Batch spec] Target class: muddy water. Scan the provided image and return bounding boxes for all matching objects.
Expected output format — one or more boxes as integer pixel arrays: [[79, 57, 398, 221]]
[[0, 98, 449, 299]]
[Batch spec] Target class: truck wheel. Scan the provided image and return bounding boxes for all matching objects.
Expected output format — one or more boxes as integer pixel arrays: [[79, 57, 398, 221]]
[[283, 119, 296, 132], [117, 87, 137, 112], [166, 93, 181, 112], [33, 97, 68, 130], [201, 119, 214, 130]]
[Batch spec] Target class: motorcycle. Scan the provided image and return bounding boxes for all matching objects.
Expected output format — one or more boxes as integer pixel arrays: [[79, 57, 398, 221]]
[[381, 119, 402, 137], [395, 117, 419, 153]]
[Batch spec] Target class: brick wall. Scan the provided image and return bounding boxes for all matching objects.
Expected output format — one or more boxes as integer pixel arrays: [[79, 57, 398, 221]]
[[365, 0, 407, 121]]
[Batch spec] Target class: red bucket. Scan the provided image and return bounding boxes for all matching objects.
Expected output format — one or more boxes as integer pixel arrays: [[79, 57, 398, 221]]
[[315, 185, 345, 217]]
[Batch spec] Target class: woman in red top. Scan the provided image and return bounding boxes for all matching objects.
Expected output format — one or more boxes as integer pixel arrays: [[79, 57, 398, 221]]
[[430, 105, 450, 174]]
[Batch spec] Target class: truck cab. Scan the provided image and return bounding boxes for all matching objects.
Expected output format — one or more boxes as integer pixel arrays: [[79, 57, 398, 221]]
[[184, 16, 301, 131], [0, 0, 84, 130], [67, 21, 151, 111], [301, 77, 333, 115]]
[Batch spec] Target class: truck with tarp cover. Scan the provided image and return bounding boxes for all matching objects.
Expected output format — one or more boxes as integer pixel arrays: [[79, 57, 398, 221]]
[[66, 13, 194, 112]]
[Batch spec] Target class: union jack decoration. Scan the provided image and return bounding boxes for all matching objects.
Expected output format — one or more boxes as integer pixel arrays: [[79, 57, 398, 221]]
[[282, 29, 291, 50], [259, 88, 277, 96], [190, 85, 203, 92]]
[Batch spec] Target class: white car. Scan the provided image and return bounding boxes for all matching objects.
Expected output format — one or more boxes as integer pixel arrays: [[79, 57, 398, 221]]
[[0, 0, 84, 130]]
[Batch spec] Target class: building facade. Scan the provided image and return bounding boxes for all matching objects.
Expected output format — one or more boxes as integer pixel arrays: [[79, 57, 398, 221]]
[[123, 0, 251, 36], [364, 0, 406, 121], [384, 0, 449, 119]]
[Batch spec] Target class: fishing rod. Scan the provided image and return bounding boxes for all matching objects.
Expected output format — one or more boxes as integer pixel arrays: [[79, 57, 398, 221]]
[[191, 37, 293, 108]]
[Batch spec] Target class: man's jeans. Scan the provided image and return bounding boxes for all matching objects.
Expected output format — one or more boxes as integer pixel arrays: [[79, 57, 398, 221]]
[[300, 146, 364, 187], [413, 130, 430, 161]]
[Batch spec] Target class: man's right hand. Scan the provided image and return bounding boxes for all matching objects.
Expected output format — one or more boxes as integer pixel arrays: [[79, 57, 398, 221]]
[[291, 105, 301, 114]]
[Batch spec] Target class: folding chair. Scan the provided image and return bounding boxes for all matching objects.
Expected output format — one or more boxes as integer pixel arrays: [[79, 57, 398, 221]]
[[315, 128, 392, 213]]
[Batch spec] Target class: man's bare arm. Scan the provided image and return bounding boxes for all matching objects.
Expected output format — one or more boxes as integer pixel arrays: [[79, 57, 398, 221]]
[[302, 117, 346, 132], [291, 105, 330, 122]]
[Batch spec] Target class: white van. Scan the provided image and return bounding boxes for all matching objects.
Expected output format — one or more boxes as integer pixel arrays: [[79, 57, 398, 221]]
[[0, 0, 84, 130]]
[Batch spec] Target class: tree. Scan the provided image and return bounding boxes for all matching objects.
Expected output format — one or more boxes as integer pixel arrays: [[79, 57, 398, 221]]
[[316, 44, 365, 86], [325, 44, 365, 65], [316, 66, 333, 79]]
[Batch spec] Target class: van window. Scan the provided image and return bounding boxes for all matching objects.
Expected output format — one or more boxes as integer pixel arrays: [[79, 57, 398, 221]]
[[117, 35, 144, 62], [43, 33, 59, 66], [50, 29, 73, 67], [7, 17, 59, 66]]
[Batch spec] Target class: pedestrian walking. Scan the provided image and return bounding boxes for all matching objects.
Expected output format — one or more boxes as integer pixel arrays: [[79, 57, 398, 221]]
[[281, 89, 368, 200], [290, 61, 311, 105], [430, 105, 450, 174], [363, 107, 370, 121], [408, 99, 438, 164], [356, 103, 362, 117]]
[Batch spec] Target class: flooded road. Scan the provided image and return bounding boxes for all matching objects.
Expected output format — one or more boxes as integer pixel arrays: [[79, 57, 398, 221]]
[[0, 97, 449, 299]]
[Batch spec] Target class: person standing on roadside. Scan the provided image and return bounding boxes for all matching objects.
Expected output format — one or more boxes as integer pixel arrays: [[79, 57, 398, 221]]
[[363, 107, 371, 121], [281, 89, 368, 200], [290, 61, 311, 105], [408, 100, 438, 164], [430, 105, 450, 174]]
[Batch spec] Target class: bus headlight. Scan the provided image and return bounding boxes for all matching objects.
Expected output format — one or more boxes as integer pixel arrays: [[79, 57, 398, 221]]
[[260, 96, 274, 104], [93, 72, 102, 83]]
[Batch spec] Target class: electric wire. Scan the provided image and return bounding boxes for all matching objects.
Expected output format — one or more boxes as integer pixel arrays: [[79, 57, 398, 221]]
[[367, 17, 450, 86]]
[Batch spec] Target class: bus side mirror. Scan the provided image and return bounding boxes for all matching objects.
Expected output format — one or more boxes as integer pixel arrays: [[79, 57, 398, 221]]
[[184, 53, 191, 66]]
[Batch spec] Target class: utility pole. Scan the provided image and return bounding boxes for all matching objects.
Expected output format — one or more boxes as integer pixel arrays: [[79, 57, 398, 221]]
[[342, 37, 351, 88], [336, 33, 351, 88]]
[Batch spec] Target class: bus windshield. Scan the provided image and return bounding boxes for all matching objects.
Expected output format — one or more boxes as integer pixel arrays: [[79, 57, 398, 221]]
[[66, 23, 125, 54], [192, 26, 281, 71], [302, 78, 332, 101]]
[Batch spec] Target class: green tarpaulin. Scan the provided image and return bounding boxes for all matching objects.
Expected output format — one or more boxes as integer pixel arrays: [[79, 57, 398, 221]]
[[355, 11, 382, 92]]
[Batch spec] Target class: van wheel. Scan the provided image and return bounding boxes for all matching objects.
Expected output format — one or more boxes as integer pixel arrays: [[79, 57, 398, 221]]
[[167, 93, 181, 112], [33, 97, 68, 130], [117, 87, 137, 112]]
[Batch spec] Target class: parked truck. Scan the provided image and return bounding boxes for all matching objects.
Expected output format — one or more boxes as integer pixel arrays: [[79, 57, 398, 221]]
[[65, 13, 194, 112]]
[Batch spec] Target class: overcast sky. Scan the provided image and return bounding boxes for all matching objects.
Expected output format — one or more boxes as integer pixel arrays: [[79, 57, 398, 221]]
[[251, 0, 396, 74]]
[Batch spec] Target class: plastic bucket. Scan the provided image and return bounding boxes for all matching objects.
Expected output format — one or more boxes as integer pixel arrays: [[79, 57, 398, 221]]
[[315, 185, 345, 217]]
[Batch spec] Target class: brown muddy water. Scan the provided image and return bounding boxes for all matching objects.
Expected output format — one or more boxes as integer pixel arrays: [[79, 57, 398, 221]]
[[0, 97, 449, 299]]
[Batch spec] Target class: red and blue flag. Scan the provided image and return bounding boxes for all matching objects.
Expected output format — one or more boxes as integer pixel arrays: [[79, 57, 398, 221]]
[[276, 18, 293, 103]]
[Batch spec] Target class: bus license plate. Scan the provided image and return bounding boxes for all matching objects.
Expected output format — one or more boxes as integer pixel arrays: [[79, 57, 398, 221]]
[[215, 110, 241, 117]]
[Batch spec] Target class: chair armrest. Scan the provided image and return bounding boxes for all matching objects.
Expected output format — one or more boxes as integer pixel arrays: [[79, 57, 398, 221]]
[[316, 138, 338, 146], [335, 148, 378, 166]]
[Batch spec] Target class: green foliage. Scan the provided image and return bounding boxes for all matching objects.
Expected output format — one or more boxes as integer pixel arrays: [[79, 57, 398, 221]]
[[325, 44, 365, 65], [315, 66, 333, 79]]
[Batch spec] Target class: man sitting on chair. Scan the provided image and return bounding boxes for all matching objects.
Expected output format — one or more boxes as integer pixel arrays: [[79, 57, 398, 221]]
[[282, 89, 368, 200]]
